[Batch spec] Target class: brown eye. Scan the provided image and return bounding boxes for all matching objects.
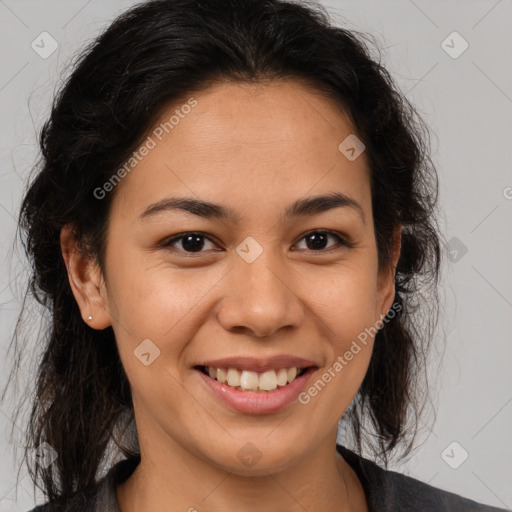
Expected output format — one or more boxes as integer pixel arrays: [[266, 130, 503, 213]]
[[294, 231, 349, 252], [163, 232, 218, 254]]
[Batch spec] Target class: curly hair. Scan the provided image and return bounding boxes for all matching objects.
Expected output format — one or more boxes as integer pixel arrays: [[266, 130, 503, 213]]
[[2, 0, 442, 506]]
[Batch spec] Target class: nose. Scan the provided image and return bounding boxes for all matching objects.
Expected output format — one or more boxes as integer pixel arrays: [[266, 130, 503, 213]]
[[216, 253, 305, 338]]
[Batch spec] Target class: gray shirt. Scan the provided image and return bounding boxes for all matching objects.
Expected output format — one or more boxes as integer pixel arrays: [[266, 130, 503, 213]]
[[27, 444, 508, 511]]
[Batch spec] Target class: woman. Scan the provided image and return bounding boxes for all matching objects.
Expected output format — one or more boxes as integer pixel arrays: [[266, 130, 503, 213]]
[[5, 0, 506, 510]]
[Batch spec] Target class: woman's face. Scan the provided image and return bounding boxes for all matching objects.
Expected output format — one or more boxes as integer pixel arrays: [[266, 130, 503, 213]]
[[79, 79, 398, 473]]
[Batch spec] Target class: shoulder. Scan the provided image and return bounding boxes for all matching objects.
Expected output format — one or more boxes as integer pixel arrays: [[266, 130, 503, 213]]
[[336, 444, 507, 512], [25, 488, 100, 512], [369, 466, 507, 511], [25, 455, 141, 512], [25, 490, 94, 512]]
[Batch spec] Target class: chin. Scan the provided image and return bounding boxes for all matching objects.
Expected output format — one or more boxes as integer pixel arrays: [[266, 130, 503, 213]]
[[198, 435, 305, 476]]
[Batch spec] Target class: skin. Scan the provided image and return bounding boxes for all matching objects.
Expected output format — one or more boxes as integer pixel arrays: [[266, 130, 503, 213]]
[[61, 79, 401, 512]]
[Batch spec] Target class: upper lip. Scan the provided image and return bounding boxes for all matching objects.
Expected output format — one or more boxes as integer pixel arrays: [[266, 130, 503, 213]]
[[195, 355, 318, 372]]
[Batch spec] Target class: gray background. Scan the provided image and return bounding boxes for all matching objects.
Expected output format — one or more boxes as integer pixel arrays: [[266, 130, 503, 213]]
[[0, 0, 511, 510]]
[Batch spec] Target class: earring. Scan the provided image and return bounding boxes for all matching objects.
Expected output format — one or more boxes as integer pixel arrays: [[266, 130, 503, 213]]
[[87, 315, 93, 321]]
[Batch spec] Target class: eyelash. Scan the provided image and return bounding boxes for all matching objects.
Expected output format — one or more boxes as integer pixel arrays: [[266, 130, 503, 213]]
[[161, 230, 351, 257]]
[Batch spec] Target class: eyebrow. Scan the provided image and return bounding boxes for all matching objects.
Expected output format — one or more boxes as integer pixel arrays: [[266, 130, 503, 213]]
[[138, 191, 365, 224]]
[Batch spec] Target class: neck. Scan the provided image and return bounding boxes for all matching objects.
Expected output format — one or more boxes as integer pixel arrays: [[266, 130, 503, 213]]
[[116, 431, 367, 512]]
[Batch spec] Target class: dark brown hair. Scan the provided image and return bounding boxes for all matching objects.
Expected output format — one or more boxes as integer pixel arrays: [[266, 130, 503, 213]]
[[3, 0, 441, 506]]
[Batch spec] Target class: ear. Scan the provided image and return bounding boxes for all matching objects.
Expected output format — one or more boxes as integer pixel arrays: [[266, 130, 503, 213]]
[[60, 224, 112, 329], [375, 225, 402, 319]]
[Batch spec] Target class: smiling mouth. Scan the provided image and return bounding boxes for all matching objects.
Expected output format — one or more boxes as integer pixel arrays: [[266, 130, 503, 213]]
[[195, 365, 310, 393]]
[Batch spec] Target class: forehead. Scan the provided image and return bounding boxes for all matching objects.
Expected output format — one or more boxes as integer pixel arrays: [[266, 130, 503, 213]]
[[110, 79, 371, 222]]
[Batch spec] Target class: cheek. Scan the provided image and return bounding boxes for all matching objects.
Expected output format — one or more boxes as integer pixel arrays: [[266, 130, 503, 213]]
[[306, 258, 379, 338], [103, 245, 206, 366], [297, 269, 378, 423], [104, 237, 206, 331], [302, 259, 379, 389]]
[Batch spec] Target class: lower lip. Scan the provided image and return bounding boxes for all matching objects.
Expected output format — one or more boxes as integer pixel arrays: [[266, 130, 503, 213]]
[[195, 367, 316, 415]]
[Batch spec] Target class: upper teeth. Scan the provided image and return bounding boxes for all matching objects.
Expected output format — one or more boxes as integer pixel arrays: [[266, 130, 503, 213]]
[[206, 367, 302, 392]]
